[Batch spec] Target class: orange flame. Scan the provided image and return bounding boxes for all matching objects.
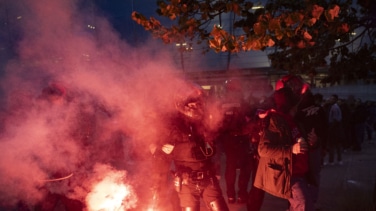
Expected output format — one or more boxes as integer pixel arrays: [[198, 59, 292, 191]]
[[86, 171, 138, 211]]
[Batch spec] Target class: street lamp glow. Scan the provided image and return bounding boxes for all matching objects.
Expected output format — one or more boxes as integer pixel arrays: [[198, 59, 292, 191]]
[[251, 5, 264, 9]]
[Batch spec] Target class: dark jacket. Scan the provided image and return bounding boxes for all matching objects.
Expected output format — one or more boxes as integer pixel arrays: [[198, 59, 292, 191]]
[[253, 111, 305, 199]]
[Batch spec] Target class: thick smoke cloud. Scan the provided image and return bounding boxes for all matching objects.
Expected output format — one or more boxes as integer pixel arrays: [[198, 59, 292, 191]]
[[0, 0, 200, 208]]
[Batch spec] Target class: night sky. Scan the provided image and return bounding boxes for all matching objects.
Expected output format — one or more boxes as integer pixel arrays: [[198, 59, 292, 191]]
[[92, 0, 271, 71]]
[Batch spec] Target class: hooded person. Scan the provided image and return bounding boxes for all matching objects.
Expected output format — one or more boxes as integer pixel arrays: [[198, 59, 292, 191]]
[[276, 74, 327, 206], [253, 86, 315, 211], [273, 86, 300, 114]]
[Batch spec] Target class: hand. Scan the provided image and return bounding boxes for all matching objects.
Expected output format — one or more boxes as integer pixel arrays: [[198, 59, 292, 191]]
[[161, 144, 174, 154], [307, 128, 318, 147], [149, 144, 157, 154], [292, 138, 308, 154]]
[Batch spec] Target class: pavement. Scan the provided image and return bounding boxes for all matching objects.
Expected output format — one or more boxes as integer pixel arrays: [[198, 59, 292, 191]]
[[202, 138, 376, 211], [2, 138, 375, 211]]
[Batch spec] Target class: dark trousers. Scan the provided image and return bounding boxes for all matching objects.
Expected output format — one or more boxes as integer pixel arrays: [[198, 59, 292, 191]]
[[247, 154, 265, 211], [327, 140, 342, 163], [223, 134, 251, 199], [288, 177, 315, 211], [178, 177, 229, 211], [247, 186, 265, 211], [327, 123, 343, 163], [307, 148, 322, 203], [353, 123, 366, 150]]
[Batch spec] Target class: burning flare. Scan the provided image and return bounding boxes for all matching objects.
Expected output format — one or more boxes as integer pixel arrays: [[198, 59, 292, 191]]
[[86, 170, 138, 211]]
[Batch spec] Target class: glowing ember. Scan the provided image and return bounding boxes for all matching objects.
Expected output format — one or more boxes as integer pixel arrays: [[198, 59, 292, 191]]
[[86, 171, 137, 211]]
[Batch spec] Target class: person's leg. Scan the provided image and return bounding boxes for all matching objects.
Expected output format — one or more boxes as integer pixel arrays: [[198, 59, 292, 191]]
[[343, 123, 352, 149], [366, 122, 373, 140], [247, 186, 265, 211], [353, 124, 363, 151], [327, 141, 334, 164], [224, 151, 237, 202], [179, 183, 200, 210], [352, 124, 358, 147], [246, 155, 265, 211], [308, 148, 321, 203], [237, 140, 252, 202], [213, 137, 225, 176], [335, 140, 342, 163], [288, 177, 314, 211], [359, 123, 366, 144], [202, 177, 229, 211]]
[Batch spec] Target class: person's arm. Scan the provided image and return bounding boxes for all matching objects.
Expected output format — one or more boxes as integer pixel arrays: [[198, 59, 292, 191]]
[[258, 114, 308, 158], [148, 138, 174, 209], [257, 115, 292, 158]]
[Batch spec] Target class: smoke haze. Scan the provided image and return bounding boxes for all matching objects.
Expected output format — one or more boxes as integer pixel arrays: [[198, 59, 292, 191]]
[[0, 0, 201, 208]]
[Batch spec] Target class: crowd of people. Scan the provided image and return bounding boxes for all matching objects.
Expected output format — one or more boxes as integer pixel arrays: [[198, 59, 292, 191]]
[[151, 74, 329, 211], [4, 74, 376, 211], [321, 94, 376, 155], [188, 74, 376, 211]]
